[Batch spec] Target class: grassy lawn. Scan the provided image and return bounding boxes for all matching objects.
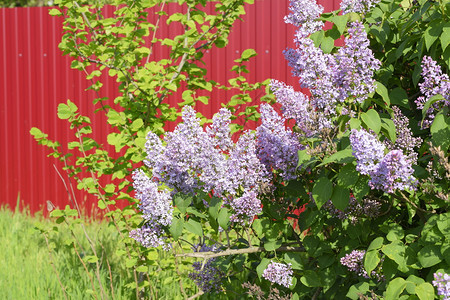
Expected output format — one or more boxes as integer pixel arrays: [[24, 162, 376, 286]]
[[0, 206, 198, 300]]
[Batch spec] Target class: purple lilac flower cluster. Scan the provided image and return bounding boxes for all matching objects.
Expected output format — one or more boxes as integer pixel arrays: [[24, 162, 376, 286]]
[[340, 250, 384, 281], [132, 170, 173, 226], [145, 106, 224, 194], [369, 150, 417, 193], [206, 108, 233, 152], [340, 0, 380, 15], [129, 223, 170, 250], [350, 129, 417, 193], [262, 261, 294, 288], [432, 272, 450, 300], [416, 56, 450, 128], [278, 19, 380, 134], [229, 190, 262, 224], [270, 80, 315, 136], [143, 106, 284, 225], [256, 104, 304, 180], [129, 170, 173, 249], [324, 196, 381, 224], [189, 244, 225, 293], [334, 22, 381, 103], [387, 106, 422, 164], [220, 132, 270, 197], [285, 0, 324, 38], [285, 37, 339, 116], [349, 129, 386, 175]]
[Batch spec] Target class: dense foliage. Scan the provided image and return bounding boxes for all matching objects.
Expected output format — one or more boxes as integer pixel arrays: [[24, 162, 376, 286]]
[[31, 0, 449, 299]]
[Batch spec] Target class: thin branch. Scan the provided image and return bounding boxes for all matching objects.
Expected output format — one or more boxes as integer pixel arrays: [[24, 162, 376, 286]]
[[73, 1, 99, 40], [43, 233, 69, 300], [396, 191, 436, 214], [187, 291, 204, 300], [312, 287, 322, 300], [146, 0, 167, 64], [176, 246, 305, 259]]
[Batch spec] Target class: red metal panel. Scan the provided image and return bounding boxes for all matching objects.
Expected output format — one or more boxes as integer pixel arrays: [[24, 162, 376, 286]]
[[0, 0, 340, 214]]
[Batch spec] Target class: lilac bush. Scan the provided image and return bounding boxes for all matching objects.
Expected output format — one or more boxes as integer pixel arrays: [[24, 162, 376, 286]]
[[124, 0, 449, 298]]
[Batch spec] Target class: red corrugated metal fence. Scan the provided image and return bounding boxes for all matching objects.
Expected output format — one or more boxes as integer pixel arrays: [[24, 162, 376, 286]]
[[0, 0, 339, 214]]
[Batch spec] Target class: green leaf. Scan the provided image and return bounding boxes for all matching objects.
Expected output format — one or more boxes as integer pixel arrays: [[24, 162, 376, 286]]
[[310, 30, 324, 47], [84, 255, 99, 263], [312, 176, 333, 209], [424, 21, 444, 50], [317, 148, 354, 167], [184, 219, 203, 236], [321, 36, 335, 53], [367, 237, 384, 251], [436, 213, 450, 236], [218, 208, 230, 230], [264, 240, 282, 251], [214, 37, 227, 48], [417, 245, 442, 268], [57, 100, 78, 119], [107, 110, 125, 125], [337, 164, 359, 188], [300, 270, 321, 287], [49, 8, 62, 16], [386, 277, 407, 300], [430, 113, 450, 151], [389, 87, 409, 108], [208, 197, 221, 219], [346, 282, 370, 300], [130, 119, 144, 131], [284, 252, 306, 270], [381, 118, 397, 143], [97, 200, 106, 210], [297, 149, 311, 169], [126, 257, 138, 268], [252, 219, 264, 238], [422, 94, 445, 117], [331, 15, 348, 34], [331, 185, 350, 211], [349, 118, 361, 129], [174, 195, 191, 214], [441, 24, 450, 52], [136, 266, 147, 273], [415, 282, 435, 300], [375, 81, 390, 105], [240, 48, 257, 61], [169, 217, 184, 240], [361, 109, 382, 134], [256, 258, 271, 279], [352, 177, 369, 200], [386, 224, 405, 242], [382, 241, 408, 272], [364, 250, 380, 275]]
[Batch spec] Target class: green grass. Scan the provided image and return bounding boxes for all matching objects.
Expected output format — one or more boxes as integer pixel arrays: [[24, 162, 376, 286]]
[[0, 206, 198, 300]]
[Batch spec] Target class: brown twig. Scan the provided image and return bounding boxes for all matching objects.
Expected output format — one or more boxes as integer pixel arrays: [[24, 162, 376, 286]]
[[311, 287, 322, 300], [176, 246, 305, 259], [187, 291, 204, 300]]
